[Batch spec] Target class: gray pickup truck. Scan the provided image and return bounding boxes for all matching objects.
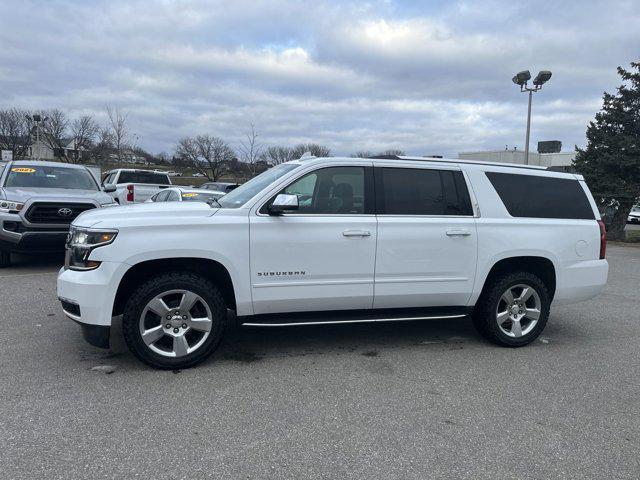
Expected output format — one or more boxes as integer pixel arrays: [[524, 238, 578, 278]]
[[0, 160, 117, 267]]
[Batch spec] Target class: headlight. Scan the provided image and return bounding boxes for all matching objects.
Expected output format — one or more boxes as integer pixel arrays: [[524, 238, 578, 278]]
[[65, 226, 118, 271], [0, 200, 24, 213]]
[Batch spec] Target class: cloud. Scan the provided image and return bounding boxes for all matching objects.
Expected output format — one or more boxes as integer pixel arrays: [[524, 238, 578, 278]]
[[0, 0, 638, 156]]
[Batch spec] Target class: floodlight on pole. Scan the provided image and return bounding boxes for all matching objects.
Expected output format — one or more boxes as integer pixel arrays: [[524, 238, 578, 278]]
[[512, 69, 552, 165]]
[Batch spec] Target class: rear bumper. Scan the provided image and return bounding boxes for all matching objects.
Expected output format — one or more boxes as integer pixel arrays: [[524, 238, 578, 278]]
[[554, 259, 609, 305]]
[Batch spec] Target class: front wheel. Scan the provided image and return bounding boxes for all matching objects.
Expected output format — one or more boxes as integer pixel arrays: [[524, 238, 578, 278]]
[[122, 272, 226, 369], [472, 271, 550, 347]]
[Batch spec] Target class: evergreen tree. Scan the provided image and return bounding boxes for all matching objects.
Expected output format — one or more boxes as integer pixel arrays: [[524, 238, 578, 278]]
[[574, 61, 640, 240]]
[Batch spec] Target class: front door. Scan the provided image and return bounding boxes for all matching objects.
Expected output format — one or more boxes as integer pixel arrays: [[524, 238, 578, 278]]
[[373, 165, 478, 308], [250, 165, 377, 314]]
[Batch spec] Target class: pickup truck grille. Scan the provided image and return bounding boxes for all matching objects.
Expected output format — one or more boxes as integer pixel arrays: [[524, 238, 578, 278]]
[[25, 202, 96, 224]]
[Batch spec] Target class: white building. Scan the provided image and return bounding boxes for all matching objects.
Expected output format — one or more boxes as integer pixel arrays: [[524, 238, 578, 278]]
[[458, 149, 575, 171]]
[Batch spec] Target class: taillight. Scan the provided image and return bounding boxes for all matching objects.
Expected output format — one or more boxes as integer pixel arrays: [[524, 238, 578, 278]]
[[126, 184, 134, 202], [597, 220, 606, 259]]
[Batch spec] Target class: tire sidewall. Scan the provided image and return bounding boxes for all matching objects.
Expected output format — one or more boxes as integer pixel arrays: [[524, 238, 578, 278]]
[[480, 272, 550, 347], [122, 273, 226, 369]]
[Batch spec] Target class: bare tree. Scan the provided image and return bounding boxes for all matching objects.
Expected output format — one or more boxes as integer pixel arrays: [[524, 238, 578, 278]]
[[106, 105, 130, 162], [238, 123, 264, 174], [350, 149, 405, 158], [0, 108, 31, 159], [175, 136, 199, 171], [38, 109, 71, 161], [71, 115, 99, 161], [155, 151, 171, 165], [377, 149, 405, 156], [290, 143, 331, 158], [350, 151, 373, 158], [262, 145, 295, 165], [176, 135, 234, 180], [90, 128, 115, 166]]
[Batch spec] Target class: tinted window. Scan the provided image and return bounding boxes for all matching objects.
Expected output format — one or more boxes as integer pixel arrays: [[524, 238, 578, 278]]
[[155, 190, 170, 202], [376, 168, 472, 215], [486, 172, 595, 220], [274, 167, 367, 214], [167, 190, 180, 201], [4, 165, 98, 190], [102, 172, 115, 185], [118, 171, 171, 185]]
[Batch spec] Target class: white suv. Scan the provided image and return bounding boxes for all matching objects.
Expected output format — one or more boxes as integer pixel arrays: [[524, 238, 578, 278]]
[[57, 156, 608, 369]]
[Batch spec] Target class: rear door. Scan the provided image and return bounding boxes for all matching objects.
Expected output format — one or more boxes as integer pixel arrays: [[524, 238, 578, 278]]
[[373, 164, 478, 308], [249, 164, 377, 314]]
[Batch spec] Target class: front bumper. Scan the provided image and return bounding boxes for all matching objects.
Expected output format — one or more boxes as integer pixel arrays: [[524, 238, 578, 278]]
[[1, 212, 70, 253], [57, 261, 130, 348]]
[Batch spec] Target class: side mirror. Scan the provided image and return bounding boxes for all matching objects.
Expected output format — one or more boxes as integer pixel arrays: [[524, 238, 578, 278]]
[[268, 193, 298, 215], [103, 184, 116, 193]]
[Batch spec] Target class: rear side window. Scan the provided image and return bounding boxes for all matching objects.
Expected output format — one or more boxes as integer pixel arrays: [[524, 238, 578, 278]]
[[155, 190, 170, 202], [118, 171, 171, 185], [376, 167, 473, 216], [486, 172, 595, 220]]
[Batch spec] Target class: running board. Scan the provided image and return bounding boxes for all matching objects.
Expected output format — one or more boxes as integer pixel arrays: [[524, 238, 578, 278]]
[[239, 307, 471, 328]]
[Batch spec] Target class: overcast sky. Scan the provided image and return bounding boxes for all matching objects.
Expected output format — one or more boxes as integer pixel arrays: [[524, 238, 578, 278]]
[[1, 0, 638, 156]]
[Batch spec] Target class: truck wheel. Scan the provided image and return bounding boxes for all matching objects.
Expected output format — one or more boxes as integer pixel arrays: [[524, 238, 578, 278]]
[[122, 272, 226, 369], [0, 250, 10, 268], [472, 271, 550, 347]]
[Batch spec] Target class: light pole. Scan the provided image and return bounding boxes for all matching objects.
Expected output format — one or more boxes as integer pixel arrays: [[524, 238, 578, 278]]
[[512, 70, 552, 164]]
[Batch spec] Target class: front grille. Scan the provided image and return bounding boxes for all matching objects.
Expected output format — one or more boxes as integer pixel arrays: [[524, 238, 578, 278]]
[[25, 203, 95, 224]]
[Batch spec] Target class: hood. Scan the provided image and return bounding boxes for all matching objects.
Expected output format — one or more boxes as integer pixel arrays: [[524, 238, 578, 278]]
[[0, 187, 112, 204], [74, 201, 218, 228]]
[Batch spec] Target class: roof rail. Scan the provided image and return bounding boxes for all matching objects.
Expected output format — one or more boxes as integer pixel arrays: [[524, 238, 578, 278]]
[[367, 155, 548, 171]]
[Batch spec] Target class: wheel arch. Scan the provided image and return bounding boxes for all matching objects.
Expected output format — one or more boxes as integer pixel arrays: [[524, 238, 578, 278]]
[[478, 256, 557, 303], [112, 257, 236, 317]]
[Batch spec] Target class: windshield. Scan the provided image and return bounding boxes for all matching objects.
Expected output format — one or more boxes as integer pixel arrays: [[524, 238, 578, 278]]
[[217, 163, 300, 208], [181, 191, 224, 202], [4, 165, 98, 190]]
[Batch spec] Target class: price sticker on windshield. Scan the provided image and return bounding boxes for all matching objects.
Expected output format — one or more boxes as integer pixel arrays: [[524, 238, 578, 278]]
[[182, 193, 199, 198], [11, 167, 36, 173]]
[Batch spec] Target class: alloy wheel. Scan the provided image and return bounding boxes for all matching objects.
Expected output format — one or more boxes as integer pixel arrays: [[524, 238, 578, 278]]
[[139, 289, 213, 357], [496, 284, 541, 338]]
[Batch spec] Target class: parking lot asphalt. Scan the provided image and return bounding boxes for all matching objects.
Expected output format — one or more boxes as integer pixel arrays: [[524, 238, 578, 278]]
[[1, 245, 639, 479]]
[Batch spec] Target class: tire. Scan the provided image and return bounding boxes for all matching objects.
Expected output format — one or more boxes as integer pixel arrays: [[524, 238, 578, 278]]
[[122, 272, 227, 369], [0, 250, 10, 268], [472, 271, 550, 347]]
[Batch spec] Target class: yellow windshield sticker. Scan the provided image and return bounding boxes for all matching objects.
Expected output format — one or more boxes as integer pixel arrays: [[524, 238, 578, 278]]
[[11, 167, 36, 173], [182, 193, 199, 198]]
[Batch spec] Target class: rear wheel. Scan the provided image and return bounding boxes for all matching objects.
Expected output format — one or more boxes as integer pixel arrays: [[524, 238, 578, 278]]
[[473, 271, 550, 347], [122, 272, 226, 369], [0, 250, 10, 268]]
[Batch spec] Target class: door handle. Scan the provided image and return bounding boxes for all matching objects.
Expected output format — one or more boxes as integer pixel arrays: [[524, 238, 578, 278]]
[[342, 230, 371, 237], [446, 229, 472, 237]]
